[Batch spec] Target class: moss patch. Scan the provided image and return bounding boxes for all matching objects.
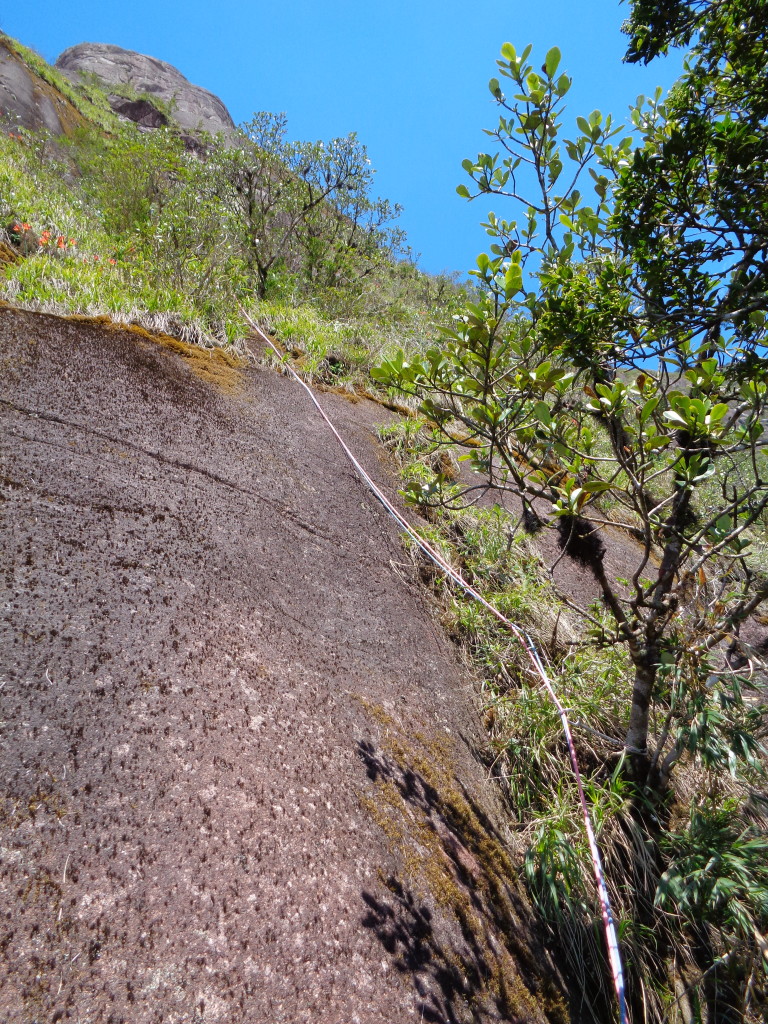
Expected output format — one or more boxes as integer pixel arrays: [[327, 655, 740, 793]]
[[2, 306, 247, 395], [357, 698, 568, 1023], [0, 241, 21, 267], [68, 314, 247, 395]]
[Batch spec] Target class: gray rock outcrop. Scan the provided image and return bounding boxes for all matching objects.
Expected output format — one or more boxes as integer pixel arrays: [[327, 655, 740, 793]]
[[0, 38, 75, 134], [107, 93, 169, 128], [55, 42, 235, 137]]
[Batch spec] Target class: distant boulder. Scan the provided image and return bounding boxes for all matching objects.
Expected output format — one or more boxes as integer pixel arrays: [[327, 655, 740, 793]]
[[55, 42, 236, 137]]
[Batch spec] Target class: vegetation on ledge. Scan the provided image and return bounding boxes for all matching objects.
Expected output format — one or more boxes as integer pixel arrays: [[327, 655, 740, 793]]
[[0, 36, 468, 379], [375, 2, 768, 1019]]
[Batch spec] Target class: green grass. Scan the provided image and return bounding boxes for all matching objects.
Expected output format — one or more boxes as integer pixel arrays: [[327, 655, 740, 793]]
[[0, 130, 246, 350], [0, 93, 461, 375], [257, 300, 430, 386]]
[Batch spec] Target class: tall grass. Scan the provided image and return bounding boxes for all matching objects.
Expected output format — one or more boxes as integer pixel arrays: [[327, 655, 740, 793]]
[[0, 77, 466, 376]]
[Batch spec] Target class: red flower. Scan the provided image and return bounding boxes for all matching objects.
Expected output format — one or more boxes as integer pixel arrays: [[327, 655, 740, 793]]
[[56, 236, 66, 249], [108, 258, 116, 265]]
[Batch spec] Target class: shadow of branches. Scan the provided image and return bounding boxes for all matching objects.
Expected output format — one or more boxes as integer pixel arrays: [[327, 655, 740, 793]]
[[357, 736, 567, 1024]]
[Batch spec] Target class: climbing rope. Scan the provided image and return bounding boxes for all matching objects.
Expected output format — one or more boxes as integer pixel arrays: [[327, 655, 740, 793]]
[[243, 314, 629, 1024]]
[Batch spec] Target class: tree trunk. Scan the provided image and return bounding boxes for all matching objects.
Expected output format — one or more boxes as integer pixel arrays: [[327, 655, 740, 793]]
[[625, 653, 656, 781]]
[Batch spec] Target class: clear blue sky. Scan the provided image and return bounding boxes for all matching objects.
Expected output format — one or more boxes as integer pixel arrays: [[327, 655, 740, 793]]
[[2, 1, 682, 276]]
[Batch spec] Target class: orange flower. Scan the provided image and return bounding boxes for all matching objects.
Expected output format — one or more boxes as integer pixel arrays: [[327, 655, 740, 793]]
[[56, 236, 66, 249], [21, 222, 31, 231], [108, 258, 116, 265], [69, 238, 76, 247]]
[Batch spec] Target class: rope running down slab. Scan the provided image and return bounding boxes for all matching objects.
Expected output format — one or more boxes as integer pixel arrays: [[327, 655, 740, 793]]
[[244, 314, 629, 1024]]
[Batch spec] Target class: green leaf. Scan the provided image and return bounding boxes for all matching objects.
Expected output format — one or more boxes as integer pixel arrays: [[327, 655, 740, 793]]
[[456, 184, 471, 198], [645, 436, 671, 451], [504, 262, 523, 296], [582, 479, 613, 494], [576, 116, 591, 136], [709, 403, 729, 423], [663, 410, 689, 428], [544, 46, 561, 78], [533, 400, 551, 425], [640, 396, 659, 423]]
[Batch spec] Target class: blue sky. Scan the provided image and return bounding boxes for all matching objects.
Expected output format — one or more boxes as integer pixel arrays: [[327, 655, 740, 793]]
[[2, 1, 682, 276]]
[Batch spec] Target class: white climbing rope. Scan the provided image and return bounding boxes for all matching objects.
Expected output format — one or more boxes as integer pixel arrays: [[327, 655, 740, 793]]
[[243, 313, 629, 1024]]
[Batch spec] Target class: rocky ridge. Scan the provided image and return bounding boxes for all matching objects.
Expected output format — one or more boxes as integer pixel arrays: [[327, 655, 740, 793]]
[[56, 42, 235, 136]]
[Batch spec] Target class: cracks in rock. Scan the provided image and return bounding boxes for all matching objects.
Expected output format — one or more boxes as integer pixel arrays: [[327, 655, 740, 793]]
[[1, 397, 332, 542]]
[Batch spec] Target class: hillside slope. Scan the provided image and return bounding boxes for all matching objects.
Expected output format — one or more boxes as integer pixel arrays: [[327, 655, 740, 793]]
[[0, 307, 566, 1024], [0, 36, 87, 135]]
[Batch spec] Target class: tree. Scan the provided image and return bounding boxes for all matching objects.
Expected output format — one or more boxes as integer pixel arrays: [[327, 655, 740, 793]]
[[211, 112, 403, 299], [375, 33, 768, 787], [71, 123, 189, 240], [294, 163, 407, 299], [373, 19, 768, 1019]]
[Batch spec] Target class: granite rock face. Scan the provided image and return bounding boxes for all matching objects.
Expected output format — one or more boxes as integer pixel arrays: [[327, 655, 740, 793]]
[[55, 42, 236, 136], [0, 39, 78, 134], [0, 305, 564, 1024]]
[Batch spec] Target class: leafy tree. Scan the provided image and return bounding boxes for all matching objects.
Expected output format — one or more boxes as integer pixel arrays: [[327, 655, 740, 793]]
[[71, 124, 189, 239], [210, 112, 403, 299], [375, 34, 768, 787], [619, 0, 768, 353], [295, 169, 408, 300], [374, 17, 768, 1019]]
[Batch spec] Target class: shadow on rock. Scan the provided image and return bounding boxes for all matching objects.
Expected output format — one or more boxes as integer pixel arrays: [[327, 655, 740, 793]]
[[362, 879, 475, 1024], [357, 736, 567, 1024]]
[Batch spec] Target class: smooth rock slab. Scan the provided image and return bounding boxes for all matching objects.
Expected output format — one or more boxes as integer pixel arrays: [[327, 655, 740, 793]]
[[0, 308, 565, 1024], [0, 39, 71, 134]]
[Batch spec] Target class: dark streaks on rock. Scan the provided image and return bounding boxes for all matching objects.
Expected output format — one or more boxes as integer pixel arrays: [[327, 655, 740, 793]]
[[0, 305, 563, 1023]]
